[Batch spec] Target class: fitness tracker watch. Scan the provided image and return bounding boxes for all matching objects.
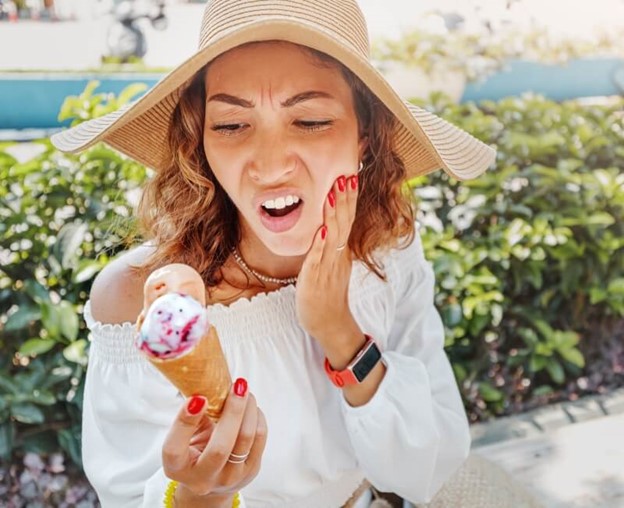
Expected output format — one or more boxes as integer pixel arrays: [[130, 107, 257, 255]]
[[324, 335, 382, 387]]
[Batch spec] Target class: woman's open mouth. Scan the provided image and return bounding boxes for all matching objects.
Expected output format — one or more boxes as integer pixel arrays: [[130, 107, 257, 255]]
[[259, 195, 304, 233]]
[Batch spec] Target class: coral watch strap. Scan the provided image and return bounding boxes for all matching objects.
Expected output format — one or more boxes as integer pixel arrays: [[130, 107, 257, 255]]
[[324, 335, 381, 387]]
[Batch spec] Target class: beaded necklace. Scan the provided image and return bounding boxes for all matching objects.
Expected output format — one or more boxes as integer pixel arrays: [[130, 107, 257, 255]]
[[231, 248, 298, 286]]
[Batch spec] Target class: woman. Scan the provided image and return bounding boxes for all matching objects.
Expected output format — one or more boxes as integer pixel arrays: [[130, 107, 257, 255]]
[[51, 1, 496, 507]]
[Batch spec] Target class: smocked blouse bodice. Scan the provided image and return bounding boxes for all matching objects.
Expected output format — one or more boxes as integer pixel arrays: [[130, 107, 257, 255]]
[[81, 234, 471, 508]]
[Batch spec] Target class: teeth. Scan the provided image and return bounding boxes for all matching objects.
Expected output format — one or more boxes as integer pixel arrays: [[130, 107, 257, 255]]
[[262, 195, 300, 210]]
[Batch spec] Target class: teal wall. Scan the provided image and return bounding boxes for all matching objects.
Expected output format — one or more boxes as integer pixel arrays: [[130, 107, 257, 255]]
[[0, 74, 162, 130], [1, 58, 623, 131]]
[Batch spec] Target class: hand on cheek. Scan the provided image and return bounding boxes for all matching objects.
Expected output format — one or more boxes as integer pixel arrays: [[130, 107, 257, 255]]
[[326, 174, 358, 251], [295, 172, 360, 345]]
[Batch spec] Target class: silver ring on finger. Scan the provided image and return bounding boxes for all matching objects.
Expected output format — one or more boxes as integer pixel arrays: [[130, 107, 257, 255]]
[[227, 451, 250, 464], [336, 243, 347, 252]]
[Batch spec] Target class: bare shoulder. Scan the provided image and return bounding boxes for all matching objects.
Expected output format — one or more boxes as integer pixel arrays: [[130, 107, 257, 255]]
[[89, 244, 156, 325]]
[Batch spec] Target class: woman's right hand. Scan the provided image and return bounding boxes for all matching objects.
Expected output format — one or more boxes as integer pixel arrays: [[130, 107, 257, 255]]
[[162, 378, 268, 507]]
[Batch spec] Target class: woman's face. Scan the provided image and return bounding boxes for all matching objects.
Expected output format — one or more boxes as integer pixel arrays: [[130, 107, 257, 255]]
[[203, 42, 364, 257]]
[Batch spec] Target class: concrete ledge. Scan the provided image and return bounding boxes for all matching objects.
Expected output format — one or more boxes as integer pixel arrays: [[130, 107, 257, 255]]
[[475, 413, 624, 507], [471, 387, 624, 448]]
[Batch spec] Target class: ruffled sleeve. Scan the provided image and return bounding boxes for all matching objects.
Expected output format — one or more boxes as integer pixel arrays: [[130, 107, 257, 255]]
[[341, 232, 471, 504], [81, 301, 182, 507]]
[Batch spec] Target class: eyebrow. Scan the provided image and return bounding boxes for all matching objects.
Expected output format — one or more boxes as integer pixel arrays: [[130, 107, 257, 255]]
[[206, 90, 335, 108]]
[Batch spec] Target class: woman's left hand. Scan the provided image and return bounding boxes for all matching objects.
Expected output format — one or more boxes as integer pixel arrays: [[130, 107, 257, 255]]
[[296, 173, 363, 357]]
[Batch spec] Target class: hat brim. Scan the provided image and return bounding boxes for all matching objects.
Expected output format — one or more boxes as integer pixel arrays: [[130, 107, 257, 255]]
[[51, 19, 496, 180]]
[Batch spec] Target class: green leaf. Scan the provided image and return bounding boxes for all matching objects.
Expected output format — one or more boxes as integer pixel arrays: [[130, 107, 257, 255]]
[[468, 313, 491, 336], [59, 300, 79, 342], [535, 342, 553, 356], [529, 355, 548, 372], [532, 385, 554, 397], [607, 278, 624, 295], [5, 305, 41, 332], [589, 287, 608, 304], [478, 382, 504, 402], [0, 423, 14, 459], [30, 391, 57, 406], [40, 302, 61, 339], [585, 212, 615, 226], [561, 212, 614, 227], [545, 359, 565, 384], [552, 331, 580, 350], [82, 80, 101, 99], [53, 222, 88, 271], [63, 340, 88, 365], [10, 402, 45, 424], [58, 81, 101, 122], [452, 363, 467, 383], [23, 279, 51, 304], [0, 377, 19, 396], [533, 319, 554, 340], [517, 327, 539, 346], [58, 428, 82, 467], [18, 338, 56, 356], [559, 348, 585, 368]]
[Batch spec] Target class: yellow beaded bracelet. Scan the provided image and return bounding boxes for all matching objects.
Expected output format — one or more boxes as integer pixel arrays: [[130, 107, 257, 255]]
[[163, 480, 241, 508], [163, 480, 179, 507]]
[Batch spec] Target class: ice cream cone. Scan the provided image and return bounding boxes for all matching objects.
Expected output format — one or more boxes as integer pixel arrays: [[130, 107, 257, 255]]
[[147, 325, 231, 420], [136, 263, 232, 420]]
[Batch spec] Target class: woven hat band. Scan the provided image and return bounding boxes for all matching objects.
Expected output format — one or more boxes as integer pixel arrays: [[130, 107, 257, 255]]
[[199, 0, 370, 58]]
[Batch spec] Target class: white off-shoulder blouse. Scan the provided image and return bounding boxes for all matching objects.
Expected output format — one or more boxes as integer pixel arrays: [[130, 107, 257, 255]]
[[81, 232, 471, 508]]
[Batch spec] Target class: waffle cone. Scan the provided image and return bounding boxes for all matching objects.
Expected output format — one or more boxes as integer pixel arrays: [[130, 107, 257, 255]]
[[147, 326, 231, 420]]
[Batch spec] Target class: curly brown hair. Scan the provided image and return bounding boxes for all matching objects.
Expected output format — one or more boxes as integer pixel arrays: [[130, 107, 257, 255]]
[[136, 44, 415, 287]]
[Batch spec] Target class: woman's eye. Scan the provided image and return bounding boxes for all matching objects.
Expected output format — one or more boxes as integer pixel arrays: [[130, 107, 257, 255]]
[[296, 120, 333, 131], [211, 123, 247, 135]]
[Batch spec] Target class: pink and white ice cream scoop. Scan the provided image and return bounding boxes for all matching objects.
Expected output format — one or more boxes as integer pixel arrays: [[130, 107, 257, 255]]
[[136, 292, 209, 359]]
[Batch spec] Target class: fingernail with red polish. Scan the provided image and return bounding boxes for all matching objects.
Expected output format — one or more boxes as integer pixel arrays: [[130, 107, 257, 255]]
[[321, 226, 328, 240], [187, 395, 206, 415], [337, 175, 346, 192], [234, 377, 248, 397], [350, 175, 358, 190], [328, 190, 335, 208]]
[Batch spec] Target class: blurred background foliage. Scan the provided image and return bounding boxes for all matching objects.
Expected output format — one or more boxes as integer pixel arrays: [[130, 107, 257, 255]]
[[0, 85, 148, 479], [373, 25, 624, 81], [0, 84, 623, 475], [410, 93, 624, 420]]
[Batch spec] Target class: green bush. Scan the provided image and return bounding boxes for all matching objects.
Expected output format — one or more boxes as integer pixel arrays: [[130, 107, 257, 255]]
[[411, 93, 624, 420], [0, 83, 147, 468], [0, 84, 623, 472]]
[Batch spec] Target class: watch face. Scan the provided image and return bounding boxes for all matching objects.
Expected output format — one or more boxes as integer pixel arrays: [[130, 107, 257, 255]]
[[352, 342, 382, 382]]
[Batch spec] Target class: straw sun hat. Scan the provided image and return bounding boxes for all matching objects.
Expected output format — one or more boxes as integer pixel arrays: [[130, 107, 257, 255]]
[[51, 0, 496, 180]]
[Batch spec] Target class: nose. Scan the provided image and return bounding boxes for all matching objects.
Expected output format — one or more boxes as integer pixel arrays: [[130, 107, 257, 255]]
[[247, 130, 296, 184]]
